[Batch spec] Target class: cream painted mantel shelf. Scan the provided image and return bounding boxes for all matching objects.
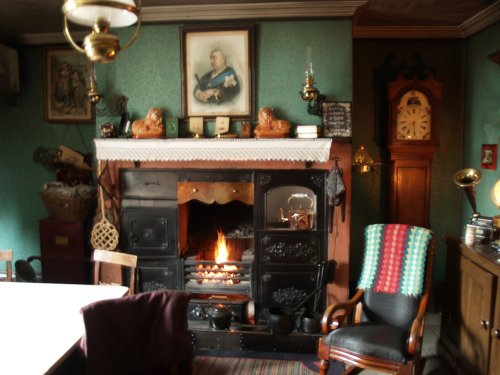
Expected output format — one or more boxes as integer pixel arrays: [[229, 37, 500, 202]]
[[94, 138, 333, 163]]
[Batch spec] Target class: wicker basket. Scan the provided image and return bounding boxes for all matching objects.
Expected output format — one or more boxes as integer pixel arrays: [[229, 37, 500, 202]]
[[41, 191, 95, 221]]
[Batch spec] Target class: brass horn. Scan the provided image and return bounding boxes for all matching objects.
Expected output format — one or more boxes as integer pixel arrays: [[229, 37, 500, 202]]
[[453, 168, 482, 214]]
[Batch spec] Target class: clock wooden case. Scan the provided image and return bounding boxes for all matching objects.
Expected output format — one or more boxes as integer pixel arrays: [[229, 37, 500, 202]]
[[387, 74, 442, 228], [388, 74, 441, 147]]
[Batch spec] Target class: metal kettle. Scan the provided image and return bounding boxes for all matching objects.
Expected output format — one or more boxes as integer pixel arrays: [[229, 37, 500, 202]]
[[207, 296, 232, 330], [287, 193, 314, 230]]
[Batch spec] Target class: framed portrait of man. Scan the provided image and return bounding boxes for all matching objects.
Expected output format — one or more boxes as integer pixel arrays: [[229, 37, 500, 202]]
[[43, 46, 94, 123], [181, 25, 254, 119]]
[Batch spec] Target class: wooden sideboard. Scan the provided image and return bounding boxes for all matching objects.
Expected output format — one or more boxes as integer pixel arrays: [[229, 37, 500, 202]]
[[438, 237, 500, 375]]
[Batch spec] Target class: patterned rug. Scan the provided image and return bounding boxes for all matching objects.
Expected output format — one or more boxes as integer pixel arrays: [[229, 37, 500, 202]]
[[192, 350, 342, 374], [192, 356, 315, 374]]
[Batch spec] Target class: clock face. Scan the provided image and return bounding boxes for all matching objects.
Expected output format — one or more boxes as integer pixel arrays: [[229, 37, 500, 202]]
[[396, 90, 431, 141]]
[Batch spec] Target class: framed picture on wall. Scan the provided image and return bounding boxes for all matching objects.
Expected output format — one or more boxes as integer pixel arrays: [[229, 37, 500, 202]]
[[43, 47, 94, 123], [481, 144, 497, 170], [0, 43, 20, 94], [322, 101, 352, 138], [181, 25, 254, 119]]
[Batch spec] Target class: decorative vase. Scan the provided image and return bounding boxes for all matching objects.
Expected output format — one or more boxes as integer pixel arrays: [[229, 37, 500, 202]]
[[119, 111, 132, 137], [118, 96, 131, 137]]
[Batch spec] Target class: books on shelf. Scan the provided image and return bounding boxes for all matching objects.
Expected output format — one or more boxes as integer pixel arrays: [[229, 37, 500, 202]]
[[297, 133, 319, 139], [296, 125, 320, 138]]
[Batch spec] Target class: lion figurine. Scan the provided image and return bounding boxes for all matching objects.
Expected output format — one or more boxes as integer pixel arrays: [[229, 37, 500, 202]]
[[131, 108, 165, 139], [253, 107, 291, 138]]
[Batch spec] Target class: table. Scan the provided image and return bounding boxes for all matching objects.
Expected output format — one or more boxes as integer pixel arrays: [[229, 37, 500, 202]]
[[0, 282, 128, 374]]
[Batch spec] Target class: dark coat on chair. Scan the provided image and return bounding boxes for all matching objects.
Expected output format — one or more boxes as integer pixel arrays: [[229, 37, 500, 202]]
[[80, 290, 192, 375]]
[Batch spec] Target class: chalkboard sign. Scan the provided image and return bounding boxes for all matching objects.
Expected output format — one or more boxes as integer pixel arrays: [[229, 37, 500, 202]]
[[322, 101, 352, 138]]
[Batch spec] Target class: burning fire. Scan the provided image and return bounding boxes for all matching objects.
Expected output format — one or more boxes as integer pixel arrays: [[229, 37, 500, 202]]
[[215, 229, 229, 264], [195, 230, 239, 285], [196, 264, 239, 285]]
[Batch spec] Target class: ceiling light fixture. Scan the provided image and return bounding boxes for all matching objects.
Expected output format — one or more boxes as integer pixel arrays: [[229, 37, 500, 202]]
[[62, 0, 142, 63]]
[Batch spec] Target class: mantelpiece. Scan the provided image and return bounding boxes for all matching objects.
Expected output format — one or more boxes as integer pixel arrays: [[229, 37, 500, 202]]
[[94, 138, 333, 162], [94, 138, 351, 308]]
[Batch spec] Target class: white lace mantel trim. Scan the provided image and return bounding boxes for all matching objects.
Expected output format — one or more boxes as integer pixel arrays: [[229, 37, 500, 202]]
[[94, 138, 333, 162]]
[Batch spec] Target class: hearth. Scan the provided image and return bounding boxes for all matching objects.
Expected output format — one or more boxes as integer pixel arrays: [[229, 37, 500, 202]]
[[118, 167, 330, 352]]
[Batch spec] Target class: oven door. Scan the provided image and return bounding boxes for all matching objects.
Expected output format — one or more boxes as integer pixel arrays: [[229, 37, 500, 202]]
[[120, 205, 178, 257]]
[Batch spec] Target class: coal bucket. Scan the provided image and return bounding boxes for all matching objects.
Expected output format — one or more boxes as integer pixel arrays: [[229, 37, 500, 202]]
[[267, 307, 294, 334], [301, 311, 322, 333]]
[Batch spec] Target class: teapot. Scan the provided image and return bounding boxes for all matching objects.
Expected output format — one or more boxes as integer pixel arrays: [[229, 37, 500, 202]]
[[207, 296, 232, 330], [287, 193, 314, 230]]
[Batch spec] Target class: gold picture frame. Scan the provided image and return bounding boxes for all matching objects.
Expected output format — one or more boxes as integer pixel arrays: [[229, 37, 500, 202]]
[[181, 25, 254, 119], [43, 47, 94, 123]]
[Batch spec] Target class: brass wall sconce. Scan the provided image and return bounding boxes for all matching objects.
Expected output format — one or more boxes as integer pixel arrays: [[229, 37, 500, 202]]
[[62, 0, 142, 63], [300, 62, 325, 117], [353, 145, 374, 174]]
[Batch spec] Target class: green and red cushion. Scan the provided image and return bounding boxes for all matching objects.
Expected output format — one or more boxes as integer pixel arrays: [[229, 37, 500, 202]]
[[357, 224, 432, 296]]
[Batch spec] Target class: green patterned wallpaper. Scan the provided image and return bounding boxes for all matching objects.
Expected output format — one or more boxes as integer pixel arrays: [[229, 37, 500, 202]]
[[96, 21, 352, 133], [0, 20, 352, 272], [463, 23, 500, 222]]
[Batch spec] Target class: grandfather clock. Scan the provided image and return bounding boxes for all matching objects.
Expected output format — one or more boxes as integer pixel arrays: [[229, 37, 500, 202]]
[[387, 74, 442, 228]]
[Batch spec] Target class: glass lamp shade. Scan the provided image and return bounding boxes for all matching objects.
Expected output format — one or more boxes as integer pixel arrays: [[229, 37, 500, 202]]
[[492, 180, 500, 208], [63, 0, 138, 28]]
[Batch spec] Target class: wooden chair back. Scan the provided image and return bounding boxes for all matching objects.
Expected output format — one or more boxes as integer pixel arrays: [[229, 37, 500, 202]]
[[0, 249, 13, 282], [92, 249, 138, 295], [318, 227, 435, 375]]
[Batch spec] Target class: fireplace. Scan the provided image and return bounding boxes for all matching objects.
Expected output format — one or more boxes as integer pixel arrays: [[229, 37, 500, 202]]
[[120, 168, 327, 328], [96, 138, 351, 353]]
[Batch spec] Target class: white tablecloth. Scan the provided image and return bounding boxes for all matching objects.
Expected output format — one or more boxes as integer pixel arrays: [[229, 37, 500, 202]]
[[94, 138, 332, 162]]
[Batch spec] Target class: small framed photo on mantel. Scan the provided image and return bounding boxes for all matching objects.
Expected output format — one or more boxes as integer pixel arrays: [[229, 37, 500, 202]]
[[322, 101, 352, 138], [189, 117, 204, 137]]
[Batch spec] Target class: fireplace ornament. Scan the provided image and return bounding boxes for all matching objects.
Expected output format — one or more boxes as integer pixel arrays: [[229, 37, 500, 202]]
[[253, 107, 291, 138], [131, 108, 165, 139]]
